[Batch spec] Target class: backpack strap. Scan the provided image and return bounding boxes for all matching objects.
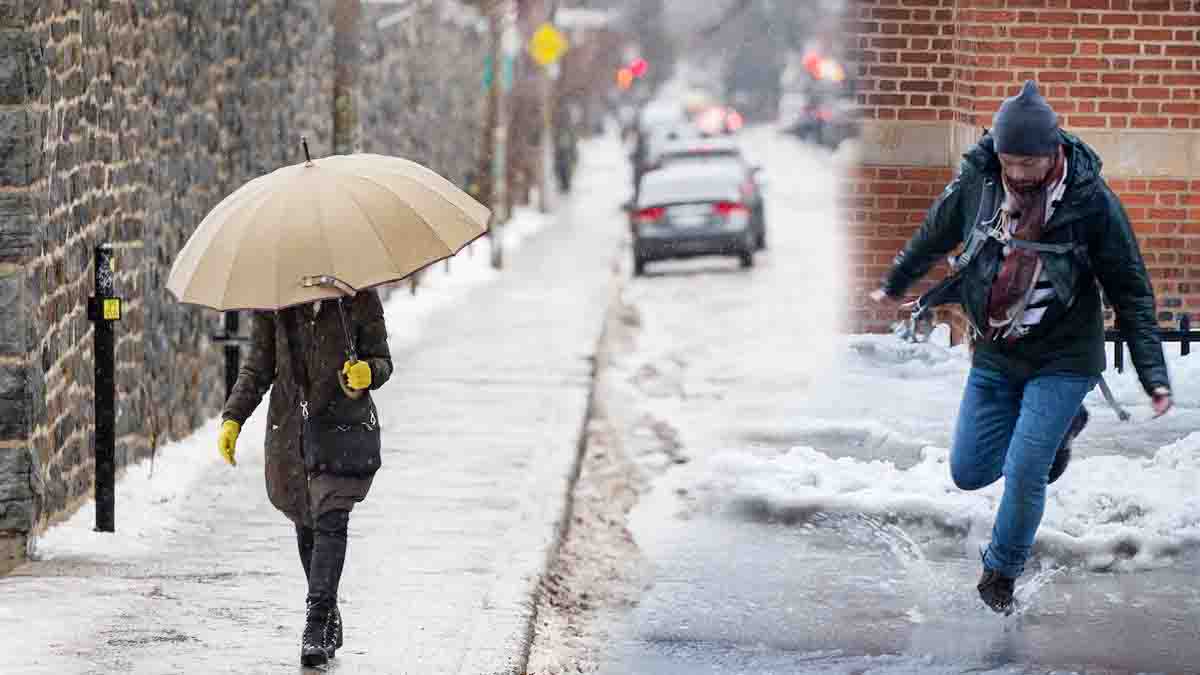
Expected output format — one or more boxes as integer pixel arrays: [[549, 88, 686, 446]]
[[951, 177, 1001, 272], [1005, 239, 1085, 255]]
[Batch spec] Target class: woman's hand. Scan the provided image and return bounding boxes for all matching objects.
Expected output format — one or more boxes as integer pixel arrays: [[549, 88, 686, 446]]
[[218, 420, 240, 466], [343, 361, 372, 390]]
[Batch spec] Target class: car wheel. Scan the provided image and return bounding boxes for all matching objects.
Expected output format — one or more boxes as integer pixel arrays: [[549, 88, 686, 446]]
[[633, 251, 647, 277], [739, 249, 754, 269]]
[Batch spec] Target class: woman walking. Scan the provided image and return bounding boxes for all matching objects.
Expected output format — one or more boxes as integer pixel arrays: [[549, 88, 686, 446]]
[[216, 290, 392, 666]]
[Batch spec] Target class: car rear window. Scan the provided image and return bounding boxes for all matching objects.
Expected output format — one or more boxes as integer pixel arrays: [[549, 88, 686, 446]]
[[638, 171, 741, 207], [658, 155, 744, 176]]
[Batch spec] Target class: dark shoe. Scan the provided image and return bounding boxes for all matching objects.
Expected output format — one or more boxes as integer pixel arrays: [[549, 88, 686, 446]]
[[306, 511, 349, 662], [300, 602, 333, 666], [977, 568, 1016, 615], [1049, 406, 1089, 484], [329, 605, 343, 656]]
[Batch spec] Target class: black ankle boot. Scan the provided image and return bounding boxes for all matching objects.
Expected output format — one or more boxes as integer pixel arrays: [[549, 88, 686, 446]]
[[330, 605, 343, 653], [300, 601, 333, 666], [977, 568, 1016, 615], [303, 510, 349, 663]]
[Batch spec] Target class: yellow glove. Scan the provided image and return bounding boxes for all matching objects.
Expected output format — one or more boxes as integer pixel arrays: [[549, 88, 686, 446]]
[[343, 360, 372, 391], [218, 420, 240, 466]]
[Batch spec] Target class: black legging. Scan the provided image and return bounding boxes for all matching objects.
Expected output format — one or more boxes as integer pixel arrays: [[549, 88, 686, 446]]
[[296, 509, 349, 610]]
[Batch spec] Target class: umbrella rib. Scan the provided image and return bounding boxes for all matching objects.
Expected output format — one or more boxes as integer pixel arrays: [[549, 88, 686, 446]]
[[171, 173, 279, 295], [338, 187, 415, 278], [218, 185, 284, 311], [347, 172, 479, 252], [312, 180, 339, 293]]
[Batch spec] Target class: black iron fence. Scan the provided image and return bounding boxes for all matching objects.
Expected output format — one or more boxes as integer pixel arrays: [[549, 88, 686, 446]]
[[1106, 314, 1195, 373]]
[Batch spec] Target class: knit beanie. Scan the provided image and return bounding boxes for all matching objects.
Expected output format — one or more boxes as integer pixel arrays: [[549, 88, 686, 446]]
[[992, 80, 1060, 157]]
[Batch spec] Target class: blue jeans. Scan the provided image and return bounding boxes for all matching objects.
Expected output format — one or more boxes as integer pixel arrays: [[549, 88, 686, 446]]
[[951, 367, 1096, 578]]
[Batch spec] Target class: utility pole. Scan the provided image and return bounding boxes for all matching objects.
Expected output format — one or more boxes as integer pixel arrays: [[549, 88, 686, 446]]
[[334, 0, 362, 155], [489, 1, 519, 268], [538, 0, 560, 214]]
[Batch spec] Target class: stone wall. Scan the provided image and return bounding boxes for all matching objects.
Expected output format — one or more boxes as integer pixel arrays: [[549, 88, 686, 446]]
[[0, 0, 488, 571], [358, 2, 487, 190], [845, 0, 1200, 335]]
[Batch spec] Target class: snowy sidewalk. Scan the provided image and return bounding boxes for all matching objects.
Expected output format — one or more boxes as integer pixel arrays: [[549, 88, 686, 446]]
[[0, 137, 628, 674]]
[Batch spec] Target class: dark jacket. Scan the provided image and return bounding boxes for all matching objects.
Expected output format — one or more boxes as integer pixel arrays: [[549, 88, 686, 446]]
[[222, 290, 393, 522], [884, 131, 1169, 395]]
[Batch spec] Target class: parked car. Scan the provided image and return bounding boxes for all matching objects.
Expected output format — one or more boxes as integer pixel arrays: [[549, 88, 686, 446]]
[[780, 80, 860, 150], [652, 139, 768, 250], [631, 122, 705, 200], [630, 164, 759, 276]]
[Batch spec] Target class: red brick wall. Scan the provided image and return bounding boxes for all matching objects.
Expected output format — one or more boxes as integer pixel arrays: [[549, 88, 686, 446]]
[[843, 166, 956, 331], [846, 0, 1200, 336], [847, 0, 958, 122], [955, 0, 1199, 131]]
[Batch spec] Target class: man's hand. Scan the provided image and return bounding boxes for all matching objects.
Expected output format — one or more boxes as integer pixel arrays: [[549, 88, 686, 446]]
[[1151, 386, 1173, 418], [870, 288, 899, 306], [870, 288, 918, 311]]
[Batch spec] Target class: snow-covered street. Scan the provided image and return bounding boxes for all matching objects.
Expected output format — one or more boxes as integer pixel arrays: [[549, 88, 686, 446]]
[[532, 126, 1200, 674]]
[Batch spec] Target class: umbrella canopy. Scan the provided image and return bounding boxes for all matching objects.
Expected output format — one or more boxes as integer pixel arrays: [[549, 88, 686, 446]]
[[167, 152, 490, 311]]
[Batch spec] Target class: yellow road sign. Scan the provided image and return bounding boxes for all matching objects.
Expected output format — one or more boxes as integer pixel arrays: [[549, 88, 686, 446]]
[[529, 23, 568, 67]]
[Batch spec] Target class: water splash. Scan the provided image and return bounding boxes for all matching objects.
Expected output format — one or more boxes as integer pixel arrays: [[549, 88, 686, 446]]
[[1009, 562, 1066, 620], [853, 514, 960, 616]]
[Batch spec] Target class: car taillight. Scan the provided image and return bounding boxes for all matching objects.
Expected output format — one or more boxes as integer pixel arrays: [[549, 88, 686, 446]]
[[635, 207, 665, 224], [714, 202, 749, 216]]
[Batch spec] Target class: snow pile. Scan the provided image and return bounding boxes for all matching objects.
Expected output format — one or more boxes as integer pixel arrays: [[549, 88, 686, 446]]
[[32, 412, 267, 562], [692, 338, 1200, 573], [697, 438, 1200, 571]]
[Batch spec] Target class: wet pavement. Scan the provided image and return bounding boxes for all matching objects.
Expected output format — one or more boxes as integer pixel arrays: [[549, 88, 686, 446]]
[[592, 127, 1200, 674]]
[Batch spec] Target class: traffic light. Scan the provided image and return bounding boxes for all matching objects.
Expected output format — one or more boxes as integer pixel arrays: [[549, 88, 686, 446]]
[[630, 58, 649, 79], [617, 67, 634, 90]]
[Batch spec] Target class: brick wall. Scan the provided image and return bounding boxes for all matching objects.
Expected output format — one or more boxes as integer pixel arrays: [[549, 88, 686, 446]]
[[846, 0, 1200, 336], [0, 0, 489, 572]]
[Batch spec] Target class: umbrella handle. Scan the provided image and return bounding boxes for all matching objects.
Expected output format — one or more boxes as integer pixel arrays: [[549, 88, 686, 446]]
[[336, 298, 358, 363], [298, 274, 360, 360], [336, 298, 365, 401]]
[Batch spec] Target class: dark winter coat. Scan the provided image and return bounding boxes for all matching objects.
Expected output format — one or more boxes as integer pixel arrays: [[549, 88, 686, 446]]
[[222, 290, 393, 523], [883, 131, 1170, 395]]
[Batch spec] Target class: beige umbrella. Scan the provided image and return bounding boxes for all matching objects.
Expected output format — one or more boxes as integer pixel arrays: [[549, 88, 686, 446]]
[[167, 142, 490, 312]]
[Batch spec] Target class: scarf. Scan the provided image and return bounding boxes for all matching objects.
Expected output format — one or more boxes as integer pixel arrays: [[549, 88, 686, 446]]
[[986, 148, 1067, 341]]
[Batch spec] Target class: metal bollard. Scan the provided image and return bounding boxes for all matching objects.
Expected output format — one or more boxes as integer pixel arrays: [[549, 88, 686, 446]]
[[1181, 314, 1191, 357], [86, 245, 121, 533], [211, 311, 250, 402]]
